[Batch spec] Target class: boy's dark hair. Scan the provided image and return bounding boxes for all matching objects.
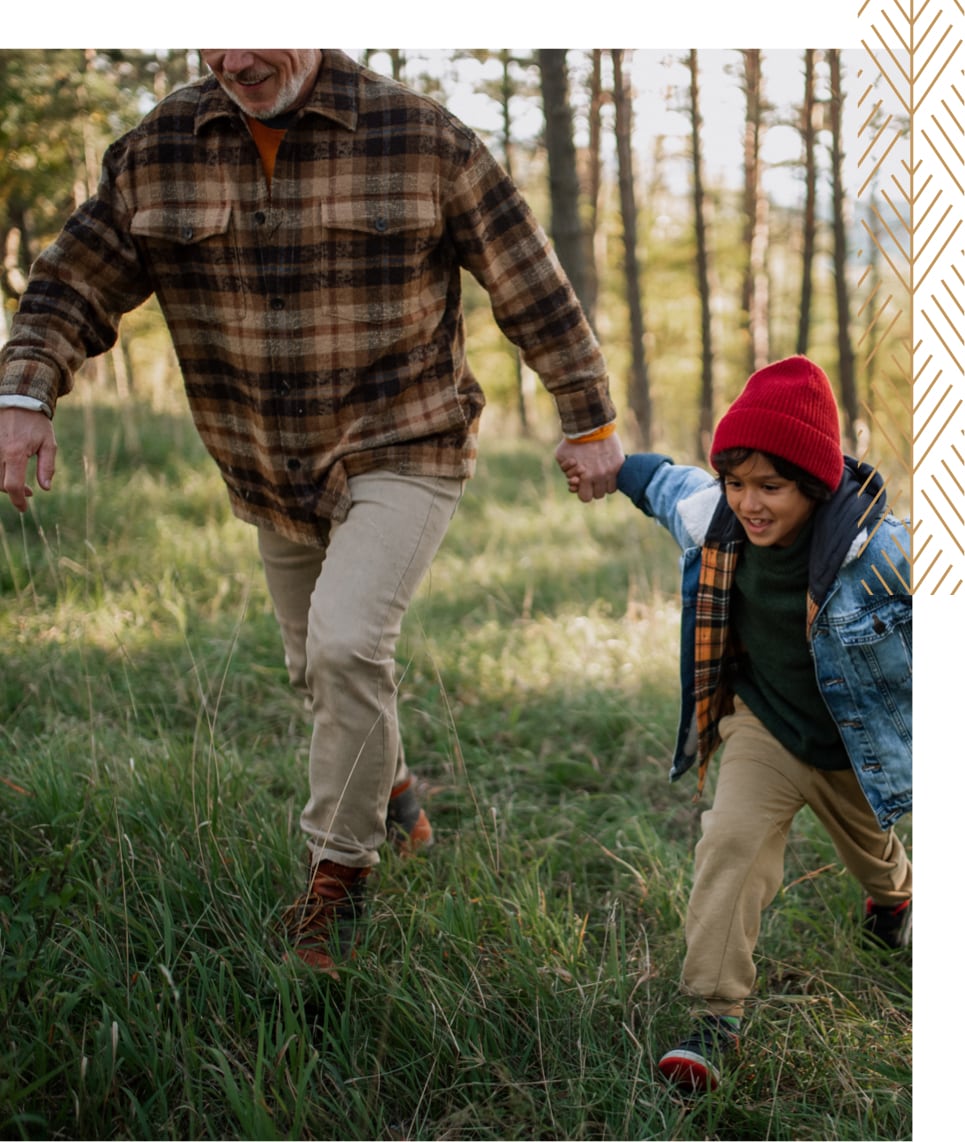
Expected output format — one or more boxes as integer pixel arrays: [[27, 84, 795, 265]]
[[713, 447, 833, 503]]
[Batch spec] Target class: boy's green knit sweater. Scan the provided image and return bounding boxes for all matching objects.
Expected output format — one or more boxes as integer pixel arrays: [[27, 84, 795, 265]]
[[731, 517, 850, 771]]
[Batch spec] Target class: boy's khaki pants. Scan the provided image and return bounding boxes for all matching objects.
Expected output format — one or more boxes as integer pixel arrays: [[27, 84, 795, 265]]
[[683, 697, 912, 1017], [257, 471, 463, 870]]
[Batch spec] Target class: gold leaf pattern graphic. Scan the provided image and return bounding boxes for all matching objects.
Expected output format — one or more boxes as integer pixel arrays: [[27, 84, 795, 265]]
[[859, 0, 965, 593]]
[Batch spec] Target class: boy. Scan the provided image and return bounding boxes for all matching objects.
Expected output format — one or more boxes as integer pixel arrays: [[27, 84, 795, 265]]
[[560, 356, 912, 1092]]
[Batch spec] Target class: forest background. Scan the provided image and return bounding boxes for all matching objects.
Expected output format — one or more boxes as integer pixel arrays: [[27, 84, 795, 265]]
[[1, 45, 918, 1142], [0, 47, 912, 491]]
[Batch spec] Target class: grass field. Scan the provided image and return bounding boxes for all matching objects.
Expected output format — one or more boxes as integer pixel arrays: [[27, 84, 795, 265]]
[[0, 398, 911, 1140]]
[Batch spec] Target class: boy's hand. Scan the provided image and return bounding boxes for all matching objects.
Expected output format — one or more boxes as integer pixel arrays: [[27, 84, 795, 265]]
[[557, 453, 585, 495]]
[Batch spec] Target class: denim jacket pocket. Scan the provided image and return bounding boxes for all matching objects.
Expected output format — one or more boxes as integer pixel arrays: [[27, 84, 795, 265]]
[[825, 596, 912, 718], [815, 592, 912, 827]]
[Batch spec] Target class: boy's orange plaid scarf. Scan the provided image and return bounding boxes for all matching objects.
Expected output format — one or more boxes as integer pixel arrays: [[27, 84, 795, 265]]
[[692, 538, 740, 799]]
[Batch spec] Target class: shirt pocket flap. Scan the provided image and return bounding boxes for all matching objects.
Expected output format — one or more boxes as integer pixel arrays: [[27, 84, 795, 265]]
[[130, 204, 232, 245], [319, 196, 437, 236]]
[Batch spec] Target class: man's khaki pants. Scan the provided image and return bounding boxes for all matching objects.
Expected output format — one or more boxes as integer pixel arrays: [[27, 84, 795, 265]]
[[683, 697, 912, 1016], [257, 471, 463, 869]]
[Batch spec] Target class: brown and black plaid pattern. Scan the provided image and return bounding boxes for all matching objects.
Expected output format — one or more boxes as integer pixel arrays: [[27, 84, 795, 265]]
[[0, 51, 614, 544]]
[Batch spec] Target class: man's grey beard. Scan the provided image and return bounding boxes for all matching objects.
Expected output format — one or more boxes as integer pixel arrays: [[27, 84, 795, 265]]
[[222, 60, 317, 120]]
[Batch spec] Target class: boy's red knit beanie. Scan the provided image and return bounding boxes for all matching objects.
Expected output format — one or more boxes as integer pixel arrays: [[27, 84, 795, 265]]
[[710, 355, 844, 492]]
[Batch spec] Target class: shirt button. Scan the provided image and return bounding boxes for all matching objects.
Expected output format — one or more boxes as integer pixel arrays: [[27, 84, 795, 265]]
[[286, 458, 301, 471], [270, 297, 285, 310], [374, 216, 388, 232], [254, 211, 266, 224], [182, 226, 194, 240]]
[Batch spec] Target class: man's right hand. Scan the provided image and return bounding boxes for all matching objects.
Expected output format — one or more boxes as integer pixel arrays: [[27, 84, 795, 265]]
[[0, 407, 57, 512]]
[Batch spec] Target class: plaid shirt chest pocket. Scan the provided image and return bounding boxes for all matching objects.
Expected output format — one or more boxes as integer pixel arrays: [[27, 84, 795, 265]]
[[316, 195, 446, 329], [129, 204, 248, 321]]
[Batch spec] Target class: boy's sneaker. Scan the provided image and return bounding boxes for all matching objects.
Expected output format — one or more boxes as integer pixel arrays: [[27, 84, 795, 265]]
[[863, 897, 912, 950], [386, 775, 434, 856], [657, 1015, 740, 1092], [281, 859, 370, 975]]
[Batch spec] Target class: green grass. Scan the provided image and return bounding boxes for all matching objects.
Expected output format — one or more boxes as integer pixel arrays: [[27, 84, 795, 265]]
[[1, 398, 911, 1140]]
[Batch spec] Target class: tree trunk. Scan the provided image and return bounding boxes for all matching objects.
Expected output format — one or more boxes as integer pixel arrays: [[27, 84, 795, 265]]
[[537, 50, 590, 319], [687, 50, 716, 460], [611, 49, 651, 448], [796, 49, 818, 355], [584, 49, 605, 326], [828, 49, 859, 450], [496, 50, 530, 436], [387, 50, 404, 82], [741, 50, 770, 373]]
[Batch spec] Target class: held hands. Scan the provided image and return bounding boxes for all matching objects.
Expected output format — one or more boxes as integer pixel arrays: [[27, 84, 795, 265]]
[[554, 431, 624, 502], [0, 408, 57, 512]]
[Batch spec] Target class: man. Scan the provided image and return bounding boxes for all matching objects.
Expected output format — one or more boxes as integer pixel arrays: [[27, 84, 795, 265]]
[[0, 50, 623, 972]]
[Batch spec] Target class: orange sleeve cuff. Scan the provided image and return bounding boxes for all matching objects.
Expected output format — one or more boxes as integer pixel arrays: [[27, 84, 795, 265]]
[[568, 422, 617, 444]]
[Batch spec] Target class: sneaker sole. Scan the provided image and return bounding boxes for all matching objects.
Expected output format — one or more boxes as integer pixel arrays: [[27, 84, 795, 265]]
[[658, 1049, 720, 1092]]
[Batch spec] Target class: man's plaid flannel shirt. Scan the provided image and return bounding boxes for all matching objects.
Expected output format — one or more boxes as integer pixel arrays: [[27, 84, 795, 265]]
[[0, 51, 615, 544]]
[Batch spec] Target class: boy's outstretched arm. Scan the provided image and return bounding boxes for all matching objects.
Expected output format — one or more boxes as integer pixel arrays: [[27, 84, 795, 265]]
[[617, 452, 722, 551]]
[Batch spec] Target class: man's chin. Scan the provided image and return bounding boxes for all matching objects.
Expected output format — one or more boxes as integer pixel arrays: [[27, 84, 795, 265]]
[[229, 90, 301, 122], [225, 89, 283, 119]]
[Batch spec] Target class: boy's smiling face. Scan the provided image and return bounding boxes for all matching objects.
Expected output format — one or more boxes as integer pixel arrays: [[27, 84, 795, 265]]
[[723, 452, 817, 548]]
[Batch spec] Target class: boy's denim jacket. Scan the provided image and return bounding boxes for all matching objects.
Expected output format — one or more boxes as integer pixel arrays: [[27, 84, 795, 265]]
[[618, 453, 912, 831]]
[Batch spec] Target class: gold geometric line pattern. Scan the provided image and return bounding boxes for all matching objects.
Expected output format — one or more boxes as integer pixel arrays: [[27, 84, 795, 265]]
[[860, 0, 965, 595]]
